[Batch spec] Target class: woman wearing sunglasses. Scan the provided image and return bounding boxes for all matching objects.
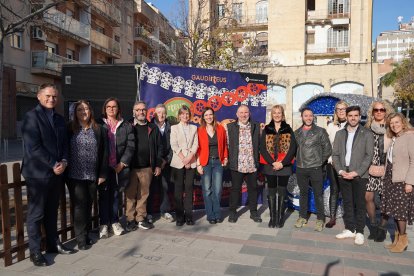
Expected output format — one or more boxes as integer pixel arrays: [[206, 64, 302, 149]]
[[365, 100, 393, 242]]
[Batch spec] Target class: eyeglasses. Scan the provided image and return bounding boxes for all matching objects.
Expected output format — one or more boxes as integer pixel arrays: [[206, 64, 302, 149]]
[[135, 108, 147, 112], [336, 108, 346, 112], [373, 108, 386, 113], [106, 106, 118, 109]]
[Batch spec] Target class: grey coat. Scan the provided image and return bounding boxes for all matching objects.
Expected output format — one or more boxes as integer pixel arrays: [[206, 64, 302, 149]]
[[332, 124, 374, 179]]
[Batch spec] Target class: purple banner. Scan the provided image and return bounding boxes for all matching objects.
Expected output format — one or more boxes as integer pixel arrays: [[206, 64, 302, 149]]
[[138, 63, 268, 124]]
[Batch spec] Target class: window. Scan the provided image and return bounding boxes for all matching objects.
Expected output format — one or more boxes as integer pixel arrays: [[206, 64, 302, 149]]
[[328, 0, 349, 15], [307, 32, 315, 44], [127, 43, 132, 55], [45, 42, 57, 54], [10, 32, 23, 49], [127, 15, 131, 25], [114, 35, 120, 42], [232, 3, 242, 22], [307, 0, 315, 11], [217, 4, 225, 18], [328, 27, 349, 49], [66, 49, 74, 60], [256, 0, 267, 23], [96, 26, 104, 34]]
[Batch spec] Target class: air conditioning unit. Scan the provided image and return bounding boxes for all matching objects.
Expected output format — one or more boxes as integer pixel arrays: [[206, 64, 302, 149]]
[[32, 27, 46, 40]]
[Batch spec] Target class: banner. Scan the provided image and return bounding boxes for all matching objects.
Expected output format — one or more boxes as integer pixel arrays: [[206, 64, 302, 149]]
[[138, 63, 268, 124]]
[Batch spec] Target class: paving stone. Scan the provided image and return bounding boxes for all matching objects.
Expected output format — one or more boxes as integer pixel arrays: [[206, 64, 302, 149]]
[[260, 256, 284, 269], [153, 243, 211, 259], [267, 248, 315, 262], [289, 238, 316, 247], [239, 245, 269, 256], [224, 264, 260, 276], [206, 249, 264, 267], [168, 256, 229, 274], [23, 262, 93, 276], [257, 267, 309, 276], [248, 233, 278, 242], [71, 254, 138, 273], [126, 262, 193, 276], [342, 257, 396, 272]]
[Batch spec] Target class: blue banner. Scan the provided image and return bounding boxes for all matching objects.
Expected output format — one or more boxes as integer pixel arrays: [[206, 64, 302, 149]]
[[138, 63, 268, 124]]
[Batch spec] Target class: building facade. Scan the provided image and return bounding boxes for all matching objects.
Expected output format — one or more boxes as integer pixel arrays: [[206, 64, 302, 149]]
[[2, 0, 185, 138], [375, 17, 414, 62], [189, 0, 377, 128]]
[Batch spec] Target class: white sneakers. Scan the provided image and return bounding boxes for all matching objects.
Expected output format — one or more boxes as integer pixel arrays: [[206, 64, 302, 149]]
[[336, 229, 364, 245], [354, 233, 365, 245], [336, 229, 356, 239], [111, 222, 125, 236], [99, 225, 108, 239]]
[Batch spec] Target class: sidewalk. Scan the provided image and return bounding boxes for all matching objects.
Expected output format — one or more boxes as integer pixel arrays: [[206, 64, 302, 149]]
[[1, 208, 413, 276]]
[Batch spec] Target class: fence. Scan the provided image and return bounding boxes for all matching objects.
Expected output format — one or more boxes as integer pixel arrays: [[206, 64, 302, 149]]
[[0, 163, 99, 267]]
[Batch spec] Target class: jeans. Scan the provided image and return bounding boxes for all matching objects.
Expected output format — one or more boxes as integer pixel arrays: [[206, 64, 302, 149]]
[[26, 175, 62, 253], [296, 166, 325, 221], [201, 158, 224, 220], [339, 177, 367, 234], [68, 179, 96, 243], [172, 167, 195, 221], [98, 168, 121, 225], [229, 170, 258, 214]]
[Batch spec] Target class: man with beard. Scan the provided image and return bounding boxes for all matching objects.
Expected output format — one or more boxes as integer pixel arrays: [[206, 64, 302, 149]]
[[333, 106, 374, 245]]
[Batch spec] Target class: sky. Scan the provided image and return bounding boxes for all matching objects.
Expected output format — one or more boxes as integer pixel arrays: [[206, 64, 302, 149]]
[[146, 0, 414, 41]]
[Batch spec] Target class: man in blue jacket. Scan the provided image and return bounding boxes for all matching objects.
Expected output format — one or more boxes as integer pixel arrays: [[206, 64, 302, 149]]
[[21, 84, 74, 266]]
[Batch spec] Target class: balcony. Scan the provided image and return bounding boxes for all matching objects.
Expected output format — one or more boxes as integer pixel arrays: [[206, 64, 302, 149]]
[[306, 43, 350, 56], [44, 7, 90, 41], [218, 16, 268, 31], [31, 51, 79, 76], [306, 9, 350, 24], [134, 26, 151, 44], [91, 30, 121, 56], [90, 0, 122, 26], [135, 55, 152, 64]]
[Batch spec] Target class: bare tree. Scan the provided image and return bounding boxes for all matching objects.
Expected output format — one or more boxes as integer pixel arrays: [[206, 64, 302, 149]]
[[0, 0, 67, 141]]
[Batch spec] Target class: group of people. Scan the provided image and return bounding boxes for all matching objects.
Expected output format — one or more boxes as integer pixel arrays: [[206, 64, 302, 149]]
[[21, 83, 413, 267]]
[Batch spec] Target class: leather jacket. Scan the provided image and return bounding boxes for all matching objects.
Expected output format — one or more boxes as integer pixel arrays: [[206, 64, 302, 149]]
[[294, 124, 332, 169]]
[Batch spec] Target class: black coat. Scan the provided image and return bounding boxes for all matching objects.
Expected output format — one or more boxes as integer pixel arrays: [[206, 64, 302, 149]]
[[151, 118, 173, 164], [21, 105, 68, 179]]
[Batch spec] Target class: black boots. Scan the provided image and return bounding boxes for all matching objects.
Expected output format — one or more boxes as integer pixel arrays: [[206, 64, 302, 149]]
[[375, 226, 387, 242], [268, 195, 277, 228], [368, 224, 378, 240], [276, 193, 286, 228]]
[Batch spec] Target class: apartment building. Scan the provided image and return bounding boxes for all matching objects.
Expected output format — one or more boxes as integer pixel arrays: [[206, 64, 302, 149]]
[[189, 0, 377, 127], [375, 17, 414, 62], [2, 0, 185, 138], [134, 0, 186, 65]]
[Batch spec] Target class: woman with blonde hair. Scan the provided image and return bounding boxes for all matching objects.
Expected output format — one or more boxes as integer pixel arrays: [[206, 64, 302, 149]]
[[365, 100, 393, 241], [379, 113, 414, 252], [259, 105, 296, 228], [325, 100, 348, 228]]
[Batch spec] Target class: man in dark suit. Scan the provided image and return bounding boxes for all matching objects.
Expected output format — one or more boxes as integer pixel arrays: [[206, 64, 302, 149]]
[[21, 83, 75, 266]]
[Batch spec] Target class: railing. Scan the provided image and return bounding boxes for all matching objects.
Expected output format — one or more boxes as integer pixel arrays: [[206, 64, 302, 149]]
[[307, 9, 350, 20], [31, 51, 79, 72], [218, 16, 268, 28], [91, 0, 122, 25], [0, 163, 80, 266], [135, 55, 152, 63], [44, 7, 90, 40], [306, 44, 349, 54], [91, 30, 121, 55]]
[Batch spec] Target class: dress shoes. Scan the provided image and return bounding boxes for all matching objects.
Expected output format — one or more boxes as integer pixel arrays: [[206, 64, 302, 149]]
[[250, 213, 262, 223], [176, 220, 184, 226], [30, 252, 48, 266], [185, 218, 195, 225], [208, 219, 217, 224], [78, 243, 92, 251], [228, 212, 238, 223], [46, 242, 75, 254]]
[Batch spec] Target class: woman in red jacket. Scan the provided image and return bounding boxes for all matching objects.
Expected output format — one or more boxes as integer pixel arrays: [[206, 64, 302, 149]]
[[197, 107, 228, 224]]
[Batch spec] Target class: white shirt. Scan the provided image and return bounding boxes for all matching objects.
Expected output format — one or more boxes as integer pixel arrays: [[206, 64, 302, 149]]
[[345, 130, 356, 166]]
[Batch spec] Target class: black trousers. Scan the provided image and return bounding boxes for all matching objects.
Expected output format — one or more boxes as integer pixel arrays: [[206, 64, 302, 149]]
[[326, 163, 340, 217], [339, 177, 367, 234], [171, 167, 195, 221], [68, 179, 96, 244], [26, 175, 62, 254], [296, 166, 325, 221], [265, 175, 290, 197], [229, 170, 258, 213]]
